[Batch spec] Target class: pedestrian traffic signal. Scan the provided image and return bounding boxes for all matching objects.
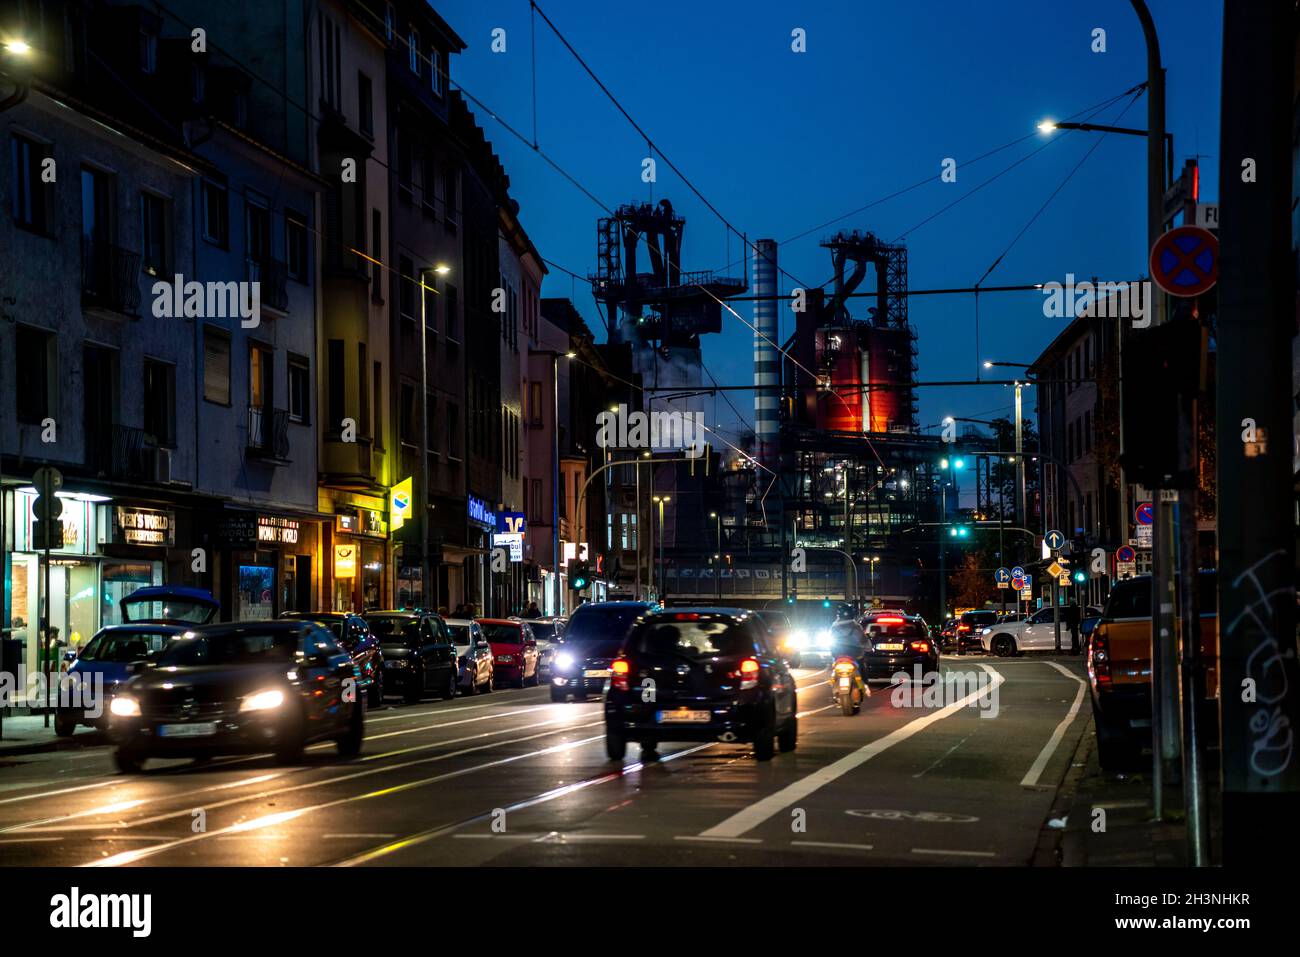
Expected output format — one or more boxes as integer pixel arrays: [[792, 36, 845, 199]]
[[569, 562, 591, 591]]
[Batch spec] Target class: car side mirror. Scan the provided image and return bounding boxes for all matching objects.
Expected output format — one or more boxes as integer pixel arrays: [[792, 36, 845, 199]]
[[63, 650, 77, 662]]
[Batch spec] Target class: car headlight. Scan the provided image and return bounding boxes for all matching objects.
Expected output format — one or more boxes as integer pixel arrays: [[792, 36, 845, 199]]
[[240, 688, 285, 712], [554, 652, 576, 671], [110, 695, 141, 717], [787, 631, 809, 650], [982, 627, 991, 636], [816, 630, 833, 649]]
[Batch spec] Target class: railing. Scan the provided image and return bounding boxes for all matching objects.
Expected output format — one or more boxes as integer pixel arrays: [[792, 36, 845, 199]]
[[89, 424, 147, 479], [81, 239, 141, 314], [247, 406, 290, 461], [246, 256, 288, 312]]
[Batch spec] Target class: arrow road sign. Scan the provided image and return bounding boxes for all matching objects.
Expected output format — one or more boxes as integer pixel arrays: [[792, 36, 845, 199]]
[[995, 567, 1011, 583], [1045, 529, 1066, 550]]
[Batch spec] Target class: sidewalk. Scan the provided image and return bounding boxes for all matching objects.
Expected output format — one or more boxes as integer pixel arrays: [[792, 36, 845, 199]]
[[1039, 713, 1220, 866], [0, 713, 106, 758]]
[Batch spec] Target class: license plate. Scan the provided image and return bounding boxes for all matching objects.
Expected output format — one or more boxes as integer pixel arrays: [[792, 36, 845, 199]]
[[158, 722, 217, 738], [876, 643, 905, 651], [838, 677, 852, 689], [657, 710, 710, 723], [583, 669, 611, 678]]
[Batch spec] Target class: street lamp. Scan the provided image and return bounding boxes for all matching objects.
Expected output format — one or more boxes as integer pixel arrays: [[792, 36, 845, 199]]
[[652, 495, 671, 601], [1037, 118, 1173, 184]]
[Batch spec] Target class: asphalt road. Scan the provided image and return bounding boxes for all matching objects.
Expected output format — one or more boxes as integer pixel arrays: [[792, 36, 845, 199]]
[[0, 656, 1090, 866]]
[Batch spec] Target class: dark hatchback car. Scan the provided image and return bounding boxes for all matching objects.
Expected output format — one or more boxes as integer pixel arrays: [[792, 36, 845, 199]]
[[108, 620, 363, 773], [280, 612, 384, 706], [549, 601, 656, 702], [861, 614, 940, 682], [952, 610, 998, 653], [604, 609, 798, 762], [365, 610, 458, 703]]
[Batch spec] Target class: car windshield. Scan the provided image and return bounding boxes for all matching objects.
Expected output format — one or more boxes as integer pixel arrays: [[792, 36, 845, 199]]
[[963, 612, 997, 625], [867, 620, 927, 640], [564, 606, 645, 643], [631, 619, 751, 658], [367, 617, 422, 647], [80, 631, 170, 662], [483, 624, 522, 644], [529, 622, 560, 641], [155, 630, 297, 666]]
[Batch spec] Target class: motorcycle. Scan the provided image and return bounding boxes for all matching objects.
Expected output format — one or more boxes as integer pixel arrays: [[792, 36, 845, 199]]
[[831, 655, 867, 715]]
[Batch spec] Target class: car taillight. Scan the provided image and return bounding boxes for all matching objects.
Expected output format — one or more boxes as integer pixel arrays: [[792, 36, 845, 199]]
[[728, 657, 760, 688], [833, 656, 858, 674], [1089, 630, 1112, 688], [909, 640, 930, 654], [611, 658, 631, 692], [877, 616, 905, 624]]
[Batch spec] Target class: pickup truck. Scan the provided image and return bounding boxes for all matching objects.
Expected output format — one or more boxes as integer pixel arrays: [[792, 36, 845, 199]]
[[1086, 571, 1218, 770]]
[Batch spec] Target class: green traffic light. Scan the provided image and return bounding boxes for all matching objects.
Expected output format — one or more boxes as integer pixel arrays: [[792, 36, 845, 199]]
[[1073, 570, 1086, 583]]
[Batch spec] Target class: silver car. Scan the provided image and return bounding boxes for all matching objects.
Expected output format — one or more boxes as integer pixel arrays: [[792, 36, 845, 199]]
[[446, 618, 493, 693], [526, 616, 568, 680]]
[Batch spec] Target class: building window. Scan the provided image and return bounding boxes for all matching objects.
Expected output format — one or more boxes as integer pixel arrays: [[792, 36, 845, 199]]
[[373, 362, 383, 449], [426, 393, 438, 454], [371, 210, 383, 297], [140, 192, 168, 277], [421, 270, 436, 332], [328, 339, 345, 429], [358, 342, 369, 437], [408, 28, 421, 75], [139, 27, 157, 74], [288, 355, 310, 424], [201, 179, 228, 246], [397, 136, 413, 205], [399, 255, 415, 319], [358, 72, 373, 136], [286, 211, 308, 282], [529, 381, 543, 427], [399, 382, 416, 445], [142, 359, 176, 447], [15, 324, 55, 424], [442, 162, 458, 228], [249, 343, 272, 410], [1083, 409, 1092, 454], [447, 403, 461, 459], [245, 198, 270, 265], [445, 282, 458, 341], [319, 13, 341, 108], [422, 155, 438, 217], [203, 327, 231, 405], [430, 47, 443, 96], [11, 134, 51, 233], [532, 478, 543, 521]]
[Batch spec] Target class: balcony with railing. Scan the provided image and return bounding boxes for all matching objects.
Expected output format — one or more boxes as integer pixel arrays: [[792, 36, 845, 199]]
[[246, 256, 289, 313], [81, 239, 141, 315], [88, 424, 147, 480], [246, 406, 291, 463]]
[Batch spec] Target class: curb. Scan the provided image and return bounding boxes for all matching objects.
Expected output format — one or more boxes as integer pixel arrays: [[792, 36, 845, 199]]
[[1032, 710, 1096, 866]]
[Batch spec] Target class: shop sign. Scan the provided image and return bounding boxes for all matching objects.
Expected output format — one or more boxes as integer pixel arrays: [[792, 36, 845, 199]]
[[467, 494, 494, 529], [257, 515, 299, 545], [113, 506, 175, 547], [495, 511, 526, 536], [15, 490, 95, 555], [217, 512, 258, 548], [391, 477, 414, 531], [492, 532, 523, 562], [334, 544, 357, 578]]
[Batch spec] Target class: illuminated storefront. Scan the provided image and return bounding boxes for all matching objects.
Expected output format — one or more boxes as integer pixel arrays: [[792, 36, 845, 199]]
[[212, 510, 320, 620]]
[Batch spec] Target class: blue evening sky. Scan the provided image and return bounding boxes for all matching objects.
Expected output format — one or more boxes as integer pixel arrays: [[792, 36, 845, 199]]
[[438, 0, 1222, 444]]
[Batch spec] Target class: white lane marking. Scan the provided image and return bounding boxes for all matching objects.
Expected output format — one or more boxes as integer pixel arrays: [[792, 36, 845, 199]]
[[84, 729, 606, 867], [911, 847, 996, 858], [698, 664, 1004, 839], [532, 832, 646, 842], [675, 835, 762, 844], [0, 836, 63, 844], [792, 840, 874, 852], [360, 706, 557, 742], [322, 833, 396, 840], [1020, 661, 1087, 787], [0, 779, 119, 807]]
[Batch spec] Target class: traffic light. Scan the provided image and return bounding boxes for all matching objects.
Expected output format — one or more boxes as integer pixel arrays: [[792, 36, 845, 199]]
[[1072, 569, 1087, 584], [569, 561, 591, 591], [948, 525, 970, 538], [822, 597, 831, 608], [1119, 321, 1202, 489]]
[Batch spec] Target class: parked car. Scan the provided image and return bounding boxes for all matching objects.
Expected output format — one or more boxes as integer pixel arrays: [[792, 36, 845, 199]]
[[604, 608, 798, 761], [550, 601, 656, 702], [861, 614, 940, 682], [527, 616, 567, 680], [950, 610, 998, 654], [981, 605, 1083, 656], [446, 618, 493, 693], [108, 620, 363, 772], [364, 610, 458, 703], [1088, 573, 1218, 770], [280, 612, 384, 707], [56, 586, 219, 737], [477, 619, 540, 688]]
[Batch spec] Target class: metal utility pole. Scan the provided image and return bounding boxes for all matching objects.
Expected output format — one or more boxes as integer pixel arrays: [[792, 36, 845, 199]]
[[1129, 0, 1181, 822], [937, 480, 947, 625], [1215, 0, 1300, 866], [1014, 381, 1025, 531]]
